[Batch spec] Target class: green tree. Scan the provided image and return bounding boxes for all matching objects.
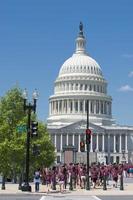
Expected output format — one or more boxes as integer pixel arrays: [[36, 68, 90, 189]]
[[0, 87, 55, 184]]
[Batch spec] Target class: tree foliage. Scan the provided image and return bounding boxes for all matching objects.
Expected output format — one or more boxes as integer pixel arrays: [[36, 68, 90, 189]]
[[0, 87, 55, 180]]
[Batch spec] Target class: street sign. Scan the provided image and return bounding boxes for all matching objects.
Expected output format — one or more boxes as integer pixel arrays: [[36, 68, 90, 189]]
[[16, 125, 27, 133]]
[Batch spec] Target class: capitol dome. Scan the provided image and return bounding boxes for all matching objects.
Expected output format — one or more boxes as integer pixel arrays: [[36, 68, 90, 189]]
[[59, 54, 103, 77], [47, 22, 113, 128], [58, 22, 102, 79]]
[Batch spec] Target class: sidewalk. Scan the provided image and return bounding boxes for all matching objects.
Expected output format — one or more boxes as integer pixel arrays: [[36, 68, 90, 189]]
[[0, 182, 133, 196]]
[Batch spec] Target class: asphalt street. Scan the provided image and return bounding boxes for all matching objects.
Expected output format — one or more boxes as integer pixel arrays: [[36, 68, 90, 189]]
[[98, 196, 133, 200], [0, 194, 41, 200], [0, 195, 133, 200]]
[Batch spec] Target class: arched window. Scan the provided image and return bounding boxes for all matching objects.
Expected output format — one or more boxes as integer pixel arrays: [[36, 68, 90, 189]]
[[85, 84, 87, 90], [71, 84, 73, 90], [80, 84, 83, 90], [76, 83, 78, 90]]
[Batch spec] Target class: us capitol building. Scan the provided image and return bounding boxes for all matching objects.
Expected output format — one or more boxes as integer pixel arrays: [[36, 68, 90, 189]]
[[47, 23, 133, 164]]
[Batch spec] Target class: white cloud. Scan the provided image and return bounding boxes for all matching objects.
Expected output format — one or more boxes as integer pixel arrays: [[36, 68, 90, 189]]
[[119, 85, 133, 92], [122, 54, 133, 58], [129, 71, 133, 77]]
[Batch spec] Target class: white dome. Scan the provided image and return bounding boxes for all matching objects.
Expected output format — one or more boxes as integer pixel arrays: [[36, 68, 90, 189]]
[[59, 53, 102, 77], [47, 23, 113, 128]]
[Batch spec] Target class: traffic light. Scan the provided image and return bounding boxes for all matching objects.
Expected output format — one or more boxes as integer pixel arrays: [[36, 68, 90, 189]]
[[80, 141, 85, 152], [32, 144, 40, 156], [31, 121, 38, 137], [86, 129, 91, 144]]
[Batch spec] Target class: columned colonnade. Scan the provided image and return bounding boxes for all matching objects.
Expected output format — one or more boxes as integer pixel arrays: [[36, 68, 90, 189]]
[[49, 99, 111, 116], [53, 133, 128, 153]]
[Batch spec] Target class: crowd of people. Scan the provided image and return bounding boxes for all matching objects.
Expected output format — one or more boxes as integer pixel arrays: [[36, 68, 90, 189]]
[[33, 163, 133, 192]]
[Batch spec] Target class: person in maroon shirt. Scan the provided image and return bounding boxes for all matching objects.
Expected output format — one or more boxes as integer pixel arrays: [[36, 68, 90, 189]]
[[79, 165, 86, 189], [46, 168, 52, 192], [91, 166, 99, 188], [111, 165, 119, 188], [58, 167, 65, 193]]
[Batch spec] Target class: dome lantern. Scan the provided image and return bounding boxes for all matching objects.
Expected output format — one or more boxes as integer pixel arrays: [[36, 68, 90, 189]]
[[75, 22, 86, 54]]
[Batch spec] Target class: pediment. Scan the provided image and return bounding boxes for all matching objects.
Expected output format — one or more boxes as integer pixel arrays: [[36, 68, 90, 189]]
[[58, 120, 105, 134]]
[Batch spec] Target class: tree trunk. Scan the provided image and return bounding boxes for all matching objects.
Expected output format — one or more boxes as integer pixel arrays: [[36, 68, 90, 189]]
[[1, 175, 5, 190]]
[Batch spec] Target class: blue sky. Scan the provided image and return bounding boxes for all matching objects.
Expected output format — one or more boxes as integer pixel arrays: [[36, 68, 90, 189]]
[[0, 0, 133, 125]]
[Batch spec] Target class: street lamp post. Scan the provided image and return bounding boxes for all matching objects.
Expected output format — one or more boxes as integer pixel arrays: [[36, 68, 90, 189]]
[[21, 89, 38, 192], [86, 100, 90, 190]]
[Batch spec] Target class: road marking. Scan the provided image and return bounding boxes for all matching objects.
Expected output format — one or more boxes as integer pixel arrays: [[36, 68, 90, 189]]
[[92, 196, 102, 200], [40, 196, 46, 200]]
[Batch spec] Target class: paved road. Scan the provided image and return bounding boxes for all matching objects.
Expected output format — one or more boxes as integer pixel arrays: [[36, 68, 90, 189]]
[[0, 194, 41, 200], [0, 195, 133, 200], [98, 196, 133, 200]]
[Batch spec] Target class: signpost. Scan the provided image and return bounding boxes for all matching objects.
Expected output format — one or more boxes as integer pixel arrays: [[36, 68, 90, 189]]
[[16, 125, 27, 133]]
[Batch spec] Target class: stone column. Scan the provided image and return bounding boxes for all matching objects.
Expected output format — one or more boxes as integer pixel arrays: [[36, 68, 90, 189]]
[[125, 134, 128, 153], [73, 100, 75, 113], [98, 100, 100, 114], [64, 99, 70, 114], [55, 101, 56, 114], [94, 100, 96, 114], [96, 134, 99, 151], [83, 100, 86, 114], [61, 100, 63, 114], [58, 101, 59, 114], [119, 134, 122, 153], [66, 134, 68, 146], [62, 100, 64, 113], [102, 134, 105, 152], [60, 134, 62, 151], [89, 100, 91, 114], [78, 134, 81, 152], [72, 134, 74, 146], [53, 101, 54, 114], [113, 135, 116, 153], [108, 134, 111, 163], [90, 134, 93, 152]]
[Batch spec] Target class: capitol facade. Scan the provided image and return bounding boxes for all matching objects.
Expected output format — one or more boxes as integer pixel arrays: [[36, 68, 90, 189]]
[[47, 23, 133, 164]]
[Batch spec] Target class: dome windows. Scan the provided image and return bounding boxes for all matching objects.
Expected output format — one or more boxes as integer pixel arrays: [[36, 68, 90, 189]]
[[80, 84, 83, 90], [85, 84, 87, 90], [76, 83, 78, 90]]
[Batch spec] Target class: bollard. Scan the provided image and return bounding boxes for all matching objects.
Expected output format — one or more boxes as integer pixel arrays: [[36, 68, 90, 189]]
[[103, 175, 107, 190], [120, 174, 124, 190], [69, 174, 73, 191], [18, 174, 22, 190]]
